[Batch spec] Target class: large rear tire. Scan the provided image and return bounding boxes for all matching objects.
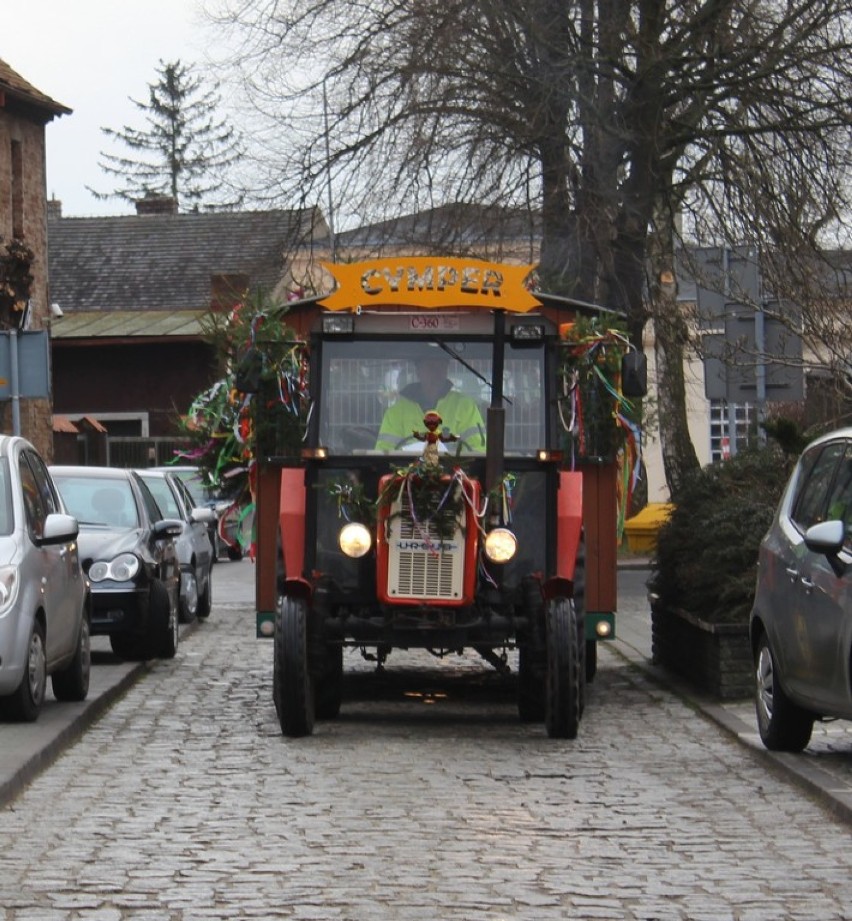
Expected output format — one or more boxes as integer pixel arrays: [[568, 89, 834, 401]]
[[517, 644, 545, 722], [545, 596, 582, 739], [273, 595, 315, 736], [755, 633, 814, 752]]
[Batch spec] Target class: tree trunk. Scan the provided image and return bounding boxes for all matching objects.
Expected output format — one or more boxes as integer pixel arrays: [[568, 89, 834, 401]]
[[647, 215, 700, 498]]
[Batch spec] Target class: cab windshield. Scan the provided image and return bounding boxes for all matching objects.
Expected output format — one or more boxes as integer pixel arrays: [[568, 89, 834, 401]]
[[319, 338, 545, 457]]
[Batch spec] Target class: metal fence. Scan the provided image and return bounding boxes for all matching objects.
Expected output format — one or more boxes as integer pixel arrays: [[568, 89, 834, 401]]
[[104, 437, 191, 469]]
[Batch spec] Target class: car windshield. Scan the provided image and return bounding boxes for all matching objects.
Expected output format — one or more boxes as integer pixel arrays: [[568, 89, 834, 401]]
[[319, 338, 545, 457], [52, 476, 139, 529]]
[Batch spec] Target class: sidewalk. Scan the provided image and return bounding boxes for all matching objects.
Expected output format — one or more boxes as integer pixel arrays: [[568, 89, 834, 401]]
[[614, 557, 852, 824]]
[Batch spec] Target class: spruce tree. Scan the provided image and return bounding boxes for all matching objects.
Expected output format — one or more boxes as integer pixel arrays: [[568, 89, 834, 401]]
[[89, 59, 242, 211]]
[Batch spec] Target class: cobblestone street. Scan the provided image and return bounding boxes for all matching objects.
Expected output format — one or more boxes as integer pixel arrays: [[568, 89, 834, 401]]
[[0, 565, 850, 920]]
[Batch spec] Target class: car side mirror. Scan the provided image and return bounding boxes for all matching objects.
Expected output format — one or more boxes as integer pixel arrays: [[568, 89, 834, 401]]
[[804, 520, 847, 577]]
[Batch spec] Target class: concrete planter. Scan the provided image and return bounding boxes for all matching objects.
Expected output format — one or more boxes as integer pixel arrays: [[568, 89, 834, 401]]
[[650, 603, 753, 700]]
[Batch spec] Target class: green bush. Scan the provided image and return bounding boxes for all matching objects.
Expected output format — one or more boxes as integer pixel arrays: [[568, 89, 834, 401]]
[[648, 446, 794, 625]]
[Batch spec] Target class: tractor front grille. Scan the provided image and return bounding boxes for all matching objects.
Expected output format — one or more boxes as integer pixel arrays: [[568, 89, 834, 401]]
[[385, 494, 465, 601]]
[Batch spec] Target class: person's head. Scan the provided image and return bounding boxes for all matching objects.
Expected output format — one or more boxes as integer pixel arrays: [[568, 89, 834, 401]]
[[414, 356, 450, 401]]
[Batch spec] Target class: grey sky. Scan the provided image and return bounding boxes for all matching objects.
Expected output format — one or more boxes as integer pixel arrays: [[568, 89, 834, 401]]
[[2, 0, 219, 216]]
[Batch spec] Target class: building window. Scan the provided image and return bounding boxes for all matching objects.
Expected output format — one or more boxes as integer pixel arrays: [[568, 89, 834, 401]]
[[710, 400, 758, 461]]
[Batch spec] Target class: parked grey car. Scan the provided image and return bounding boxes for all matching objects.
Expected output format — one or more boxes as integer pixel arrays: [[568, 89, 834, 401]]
[[151, 465, 244, 561], [750, 427, 852, 751], [0, 437, 90, 721], [136, 469, 215, 622]]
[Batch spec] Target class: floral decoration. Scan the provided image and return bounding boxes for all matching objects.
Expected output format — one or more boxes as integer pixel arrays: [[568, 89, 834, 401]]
[[558, 317, 643, 536]]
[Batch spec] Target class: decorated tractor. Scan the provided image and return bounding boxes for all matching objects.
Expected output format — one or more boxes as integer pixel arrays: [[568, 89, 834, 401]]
[[249, 257, 645, 737]]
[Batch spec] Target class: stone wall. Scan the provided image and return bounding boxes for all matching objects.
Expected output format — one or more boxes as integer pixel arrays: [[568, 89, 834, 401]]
[[651, 604, 754, 700]]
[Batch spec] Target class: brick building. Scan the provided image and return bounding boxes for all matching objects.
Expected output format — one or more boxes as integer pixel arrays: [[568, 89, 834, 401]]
[[0, 57, 70, 459]]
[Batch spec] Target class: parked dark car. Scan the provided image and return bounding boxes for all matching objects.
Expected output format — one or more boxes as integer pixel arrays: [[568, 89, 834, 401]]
[[136, 469, 215, 622], [0, 437, 90, 721], [750, 428, 852, 751], [49, 466, 182, 661]]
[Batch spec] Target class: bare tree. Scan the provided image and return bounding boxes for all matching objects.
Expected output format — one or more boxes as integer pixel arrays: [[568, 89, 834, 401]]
[[209, 0, 852, 494]]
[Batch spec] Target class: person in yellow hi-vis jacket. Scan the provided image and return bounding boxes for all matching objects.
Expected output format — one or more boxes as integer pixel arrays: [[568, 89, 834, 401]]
[[376, 355, 486, 453]]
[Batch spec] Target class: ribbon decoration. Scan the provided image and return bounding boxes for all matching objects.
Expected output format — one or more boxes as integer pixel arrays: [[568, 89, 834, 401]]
[[558, 321, 644, 532]]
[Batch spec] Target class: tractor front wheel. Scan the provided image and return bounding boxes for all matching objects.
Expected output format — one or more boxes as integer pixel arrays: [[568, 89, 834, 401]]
[[544, 596, 583, 739], [273, 595, 315, 737]]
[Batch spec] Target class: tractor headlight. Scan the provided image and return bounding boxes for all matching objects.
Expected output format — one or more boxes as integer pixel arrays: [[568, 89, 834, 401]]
[[483, 527, 517, 563], [339, 522, 372, 558]]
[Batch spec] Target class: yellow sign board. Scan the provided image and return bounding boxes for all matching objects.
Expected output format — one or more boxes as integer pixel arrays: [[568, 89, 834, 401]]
[[319, 258, 541, 312]]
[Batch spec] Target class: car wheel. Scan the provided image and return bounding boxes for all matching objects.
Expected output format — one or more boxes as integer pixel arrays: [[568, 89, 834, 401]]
[[755, 633, 814, 752], [52, 614, 91, 702], [227, 544, 243, 561], [273, 595, 314, 736], [545, 596, 583, 739], [151, 578, 179, 659], [179, 569, 199, 624], [196, 563, 212, 619], [3, 621, 47, 721]]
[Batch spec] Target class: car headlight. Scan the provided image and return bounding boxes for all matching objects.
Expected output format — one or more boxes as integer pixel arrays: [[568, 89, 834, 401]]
[[483, 527, 518, 563], [89, 553, 141, 583], [338, 522, 372, 558], [0, 565, 19, 614]]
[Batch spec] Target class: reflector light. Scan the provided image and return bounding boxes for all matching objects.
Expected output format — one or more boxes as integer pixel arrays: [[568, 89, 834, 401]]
[[322, 314, 355, 334], [511, 323, 545, 341]]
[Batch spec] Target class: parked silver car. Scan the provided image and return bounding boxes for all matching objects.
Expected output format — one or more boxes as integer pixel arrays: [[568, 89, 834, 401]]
[[136, 469, 216, 622], [0, 437, 90, 721], [750, 428, 852, 751]]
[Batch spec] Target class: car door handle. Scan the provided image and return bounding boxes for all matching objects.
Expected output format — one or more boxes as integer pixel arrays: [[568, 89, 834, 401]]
[[785, 567, 799, 582], [800, 576, 815, 592]]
